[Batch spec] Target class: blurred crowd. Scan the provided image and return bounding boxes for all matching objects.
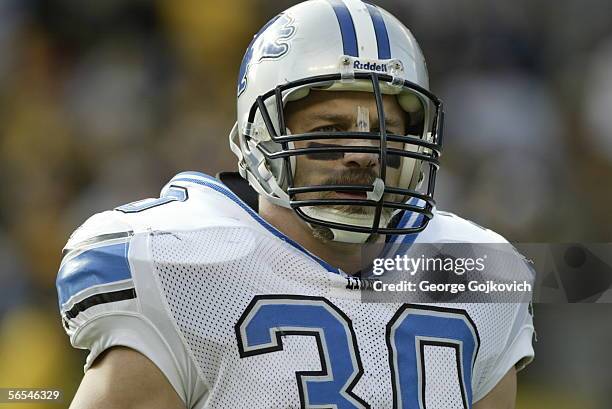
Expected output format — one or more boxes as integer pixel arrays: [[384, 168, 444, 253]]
[[0, 0, 610, 408]]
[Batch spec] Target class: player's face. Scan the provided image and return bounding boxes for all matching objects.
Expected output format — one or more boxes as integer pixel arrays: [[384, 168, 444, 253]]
[[285, 90, 407, 216]]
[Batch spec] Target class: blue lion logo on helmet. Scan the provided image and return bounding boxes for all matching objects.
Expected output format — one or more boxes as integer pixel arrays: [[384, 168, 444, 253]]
[[237, 13, 296, 96]]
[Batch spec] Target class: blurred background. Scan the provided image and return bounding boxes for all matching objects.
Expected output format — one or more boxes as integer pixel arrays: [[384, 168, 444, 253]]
[[0, 0, 610, 408]]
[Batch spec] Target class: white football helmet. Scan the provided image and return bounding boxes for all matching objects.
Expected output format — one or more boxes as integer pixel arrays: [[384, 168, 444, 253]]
[[229, 0, 443, 243]]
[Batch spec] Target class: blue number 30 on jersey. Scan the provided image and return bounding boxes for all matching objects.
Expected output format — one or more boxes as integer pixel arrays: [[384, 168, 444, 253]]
[[236, 295, 480, 409]]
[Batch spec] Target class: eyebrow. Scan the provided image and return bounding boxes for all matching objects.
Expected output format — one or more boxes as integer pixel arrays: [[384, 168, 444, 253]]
[[307, 113, 404, 130]]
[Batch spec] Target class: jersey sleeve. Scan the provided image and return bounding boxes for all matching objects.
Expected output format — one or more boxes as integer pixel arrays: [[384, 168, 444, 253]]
[[419, 211, 536, 402], [472, 277, 536, 402], [57, 210, 206, 408]]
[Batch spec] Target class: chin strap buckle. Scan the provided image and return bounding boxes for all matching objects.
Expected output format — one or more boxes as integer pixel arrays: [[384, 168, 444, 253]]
[[367, 178, 385, 202]]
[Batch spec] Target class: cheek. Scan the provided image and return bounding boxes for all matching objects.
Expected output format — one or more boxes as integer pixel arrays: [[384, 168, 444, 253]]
[[383, 141, 404, 183], [293, 140, 343, 180], [385, 166, 402, 187], [293, 156, 326, 186]]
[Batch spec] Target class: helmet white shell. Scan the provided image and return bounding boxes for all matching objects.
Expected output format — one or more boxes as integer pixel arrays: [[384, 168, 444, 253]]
[[230, 0, 443, 243]]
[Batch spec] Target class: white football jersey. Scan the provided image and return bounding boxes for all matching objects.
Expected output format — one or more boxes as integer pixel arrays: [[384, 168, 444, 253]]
[[57, 171, 534, 409]]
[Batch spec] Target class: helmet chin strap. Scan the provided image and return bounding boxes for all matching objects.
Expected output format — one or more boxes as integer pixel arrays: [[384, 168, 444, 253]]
[[302, 206, 393, 243]]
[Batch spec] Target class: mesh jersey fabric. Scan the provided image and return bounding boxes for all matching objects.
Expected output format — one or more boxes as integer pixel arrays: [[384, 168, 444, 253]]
[[57, 171, 535, 409], [150, 226, 532, 408]]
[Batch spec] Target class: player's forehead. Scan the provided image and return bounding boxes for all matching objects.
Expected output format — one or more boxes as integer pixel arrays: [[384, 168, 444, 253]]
[[285, 90, 405, 122]]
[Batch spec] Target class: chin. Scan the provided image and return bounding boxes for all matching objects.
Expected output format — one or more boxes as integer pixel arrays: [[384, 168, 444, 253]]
[[310, 224, 334, 242]]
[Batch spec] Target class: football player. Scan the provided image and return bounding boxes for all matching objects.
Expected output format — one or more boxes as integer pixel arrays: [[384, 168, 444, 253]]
[[57, 1, 535, 408]]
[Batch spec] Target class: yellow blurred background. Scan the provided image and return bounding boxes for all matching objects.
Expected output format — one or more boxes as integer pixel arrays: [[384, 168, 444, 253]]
[[0, 0, 611, 407]]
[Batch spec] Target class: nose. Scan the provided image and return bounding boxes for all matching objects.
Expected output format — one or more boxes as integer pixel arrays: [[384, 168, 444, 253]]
[[341, 140, 379, 169]]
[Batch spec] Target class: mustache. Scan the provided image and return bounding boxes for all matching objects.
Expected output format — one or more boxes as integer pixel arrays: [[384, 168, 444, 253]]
[[321, 168, 378, 187], [317, 169, 388, 215]]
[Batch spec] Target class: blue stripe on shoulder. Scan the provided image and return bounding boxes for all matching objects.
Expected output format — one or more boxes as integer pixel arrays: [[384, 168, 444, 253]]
[[327, 0, 359, 57], [57, 242, 131, 307], [365, 3, 391, 59]]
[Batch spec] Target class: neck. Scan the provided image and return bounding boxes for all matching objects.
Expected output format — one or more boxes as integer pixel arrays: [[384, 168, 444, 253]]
[[258, 197, 380, 274]]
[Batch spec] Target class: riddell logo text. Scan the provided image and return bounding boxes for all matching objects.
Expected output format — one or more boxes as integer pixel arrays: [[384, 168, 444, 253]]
[[353, 60, 388, 72]]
